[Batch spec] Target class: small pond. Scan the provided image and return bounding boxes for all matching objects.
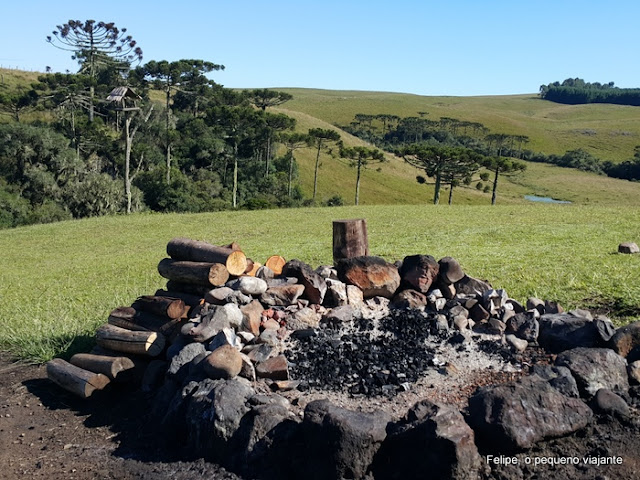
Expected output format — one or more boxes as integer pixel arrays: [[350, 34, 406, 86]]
[[524, 195, 572, 204]]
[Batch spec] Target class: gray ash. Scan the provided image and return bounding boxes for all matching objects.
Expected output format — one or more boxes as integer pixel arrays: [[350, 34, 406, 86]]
[[287, 309, 438, 397]]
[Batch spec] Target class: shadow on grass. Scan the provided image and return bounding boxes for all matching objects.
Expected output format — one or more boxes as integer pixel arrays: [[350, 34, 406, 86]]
[[583, 295, 640, 324]]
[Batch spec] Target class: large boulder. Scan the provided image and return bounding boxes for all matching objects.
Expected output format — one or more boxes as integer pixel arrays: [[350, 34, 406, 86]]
[[203, 344, 243, 380], [438, 256, 465, 285], [454, 275, 491, 297], [538, 312, 605, 353], [468, 376, 593, 450], [302, 399, 390, 480], [373, 400, 481, 480], [260, 284, 306, 307], [399, 254, 439, 293], [336, 256, 400, 299], [555, 347, 629, 397]]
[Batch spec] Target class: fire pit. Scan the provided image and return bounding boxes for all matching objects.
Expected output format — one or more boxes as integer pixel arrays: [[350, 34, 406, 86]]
[[44, 230, 640, 480]]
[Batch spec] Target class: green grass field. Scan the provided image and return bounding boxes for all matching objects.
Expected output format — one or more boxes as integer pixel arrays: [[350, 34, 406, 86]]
[[2, 205, 640, 363]]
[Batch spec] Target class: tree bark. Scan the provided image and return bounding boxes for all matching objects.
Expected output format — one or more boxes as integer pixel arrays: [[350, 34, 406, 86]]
[[233, 143, 238, 208], [434, 172, 442, 205], [108, 306, 183, 335], [95, 324, 166, 357], [46, 358, 110, 398], [355, 160, 362, 205], [313, 142, 322, 201], [333, 219, 369, 263], [124, 115, 132, 214], [158, 258, 230, 286], [491, 166, 499, 205], [69, 353, 135, 381], [166, 237, 247, 276]]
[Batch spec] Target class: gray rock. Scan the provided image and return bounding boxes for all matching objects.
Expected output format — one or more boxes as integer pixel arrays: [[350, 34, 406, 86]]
[[468, 376, 593, 450], [240, 299, 263, 336], [225, 290, 254, 305], [544, 300, 564, 314], [531, 364, 580, 398], [323, 279, 348, 307], [506, 312, 539, 342], [619, 241, 640, 254], [438, 256, 465, 285], [260, 284, 306, 307], [609, 321, 640, 362], [346, 284, 365, 309], [592, 388, 630, 420], [323, 305, 358, 324], [229, 276, 268, 296], [207, 328, 241, 352], [141, 359, 167, 394], [434, 314, 449, 332], [238, 352, 256, 382], [187, 303, 243, 342], [255, 265, 274, 281], [282, 259, 327, 304], [453, 315, 468, 331], [555, 347, 629, 397], [182, 378, 254, 459], [506, 298, 525, 313], [488, 318, 506, 335], [315, 265, 338, 279], [454, 275, 491, 296], [483, 289, 509, 315], [167, 342, 207, 382], [629, 360, 640, 384], [538, 313, 604, 353], [526, 297, 546, 314], [469, 302, 490, 323], [246, 343, 274, 363], [166, 334, 192, 359], [391, 289, 428, 309], [204, 286, 234, 304], [303, 399, 390, 480], [258, 328, 280, 347], [373, 400, 481, 480], [287, 307, 321, 330], [256, 354, 289, 380], [505, 334, 528, 353], [594, 315, 616, 342]]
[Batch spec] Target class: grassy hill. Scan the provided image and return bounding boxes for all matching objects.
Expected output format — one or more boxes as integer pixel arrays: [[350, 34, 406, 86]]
[[276, 88, 640, 163], [1, 205, 640, 362]]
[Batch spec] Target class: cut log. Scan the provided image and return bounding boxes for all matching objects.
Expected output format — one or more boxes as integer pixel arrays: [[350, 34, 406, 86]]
[[46, 358, 110, 399], [246, 261, 262, 277], [153, 289, 204, 308], [265, 255, 287, 276], [96, 324, 166, 357], [158, 258, 229, 287], [244, 258, 255, 274], [333, 219, 369, 263], [133, 295, 186, 319], [108, 306, 182, 334], [166, 238, 248, 276], [221, 241, 242, 251], [70, 353, 135, 381], [165, 281, 211, 297]]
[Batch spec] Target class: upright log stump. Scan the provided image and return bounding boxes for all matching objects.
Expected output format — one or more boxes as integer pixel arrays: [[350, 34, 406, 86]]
[[333, 219, 369, 264]]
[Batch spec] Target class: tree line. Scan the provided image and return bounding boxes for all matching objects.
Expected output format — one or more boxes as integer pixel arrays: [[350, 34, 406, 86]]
[[0, 19, 377, 228], [539, 78, 640, 106]]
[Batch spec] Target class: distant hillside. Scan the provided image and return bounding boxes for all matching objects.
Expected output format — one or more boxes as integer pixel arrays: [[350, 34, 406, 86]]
[[275, 88, 640, 163]]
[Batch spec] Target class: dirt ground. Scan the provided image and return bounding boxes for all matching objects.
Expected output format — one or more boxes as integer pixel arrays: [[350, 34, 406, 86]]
[[0, 356, 240, 480], [2, 354, 640, 480]]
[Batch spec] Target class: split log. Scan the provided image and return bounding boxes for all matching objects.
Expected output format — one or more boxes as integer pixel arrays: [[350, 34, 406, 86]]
[[132, 295, 186, 319], [70, 353, 135, 381], [96, 324, 166, 357], [46, 358, 110, 399], [158, 258, 230, 287], [333, 219, 369, 263], [167, 238, 248, 276], [153, 289, 204, 307], [165, 281, 211, 297], [108, 306, 182, 334], [265, 255, 286, 275]]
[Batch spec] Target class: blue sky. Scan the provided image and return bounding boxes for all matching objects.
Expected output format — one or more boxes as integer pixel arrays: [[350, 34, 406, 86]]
[[2, 0, 639, 96]]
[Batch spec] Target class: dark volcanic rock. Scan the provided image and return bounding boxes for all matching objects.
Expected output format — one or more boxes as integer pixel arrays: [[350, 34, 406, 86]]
[[531, 364, 580, 398], [391, 289, 428, 309], [373, 400, 481, 480], [260, 284, 306, 307], [555, 347, 629, 397], [336, 255, 401, 299], [591, 388, 630, 420], [468, 376, 593, 450], [506, 312, 539, 342], [609, 321, 640, 362], [438, 256, 465, 285], [399, 254, 439, 293], [454, 275, 492, 296], [538, 312, 604, 353], [302, 399, 390, 480]]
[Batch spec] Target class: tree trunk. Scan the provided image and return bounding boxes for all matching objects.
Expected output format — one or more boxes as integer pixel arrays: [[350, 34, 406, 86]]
[[355, 160, 362, 205], [69, 353, 135, 381], [333, 219, 369, 263], [233, 144, 239, 208], [448, 182, 454, 205], [95, 324, 166, 357], [158, 258, 230, 286], [166, 143, 171, 184], [265, 134, 272, 177], [166, 88, 171, 184], [433, 172, 442, 205], [313, 143, 322, 201], [46, 358, 110, 398], [491, 166, 499, 205], [89, 85, 95, 123], [124, 115, 132, 214], [166, 237, 248, 276], [288, 152, 294, 197]]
